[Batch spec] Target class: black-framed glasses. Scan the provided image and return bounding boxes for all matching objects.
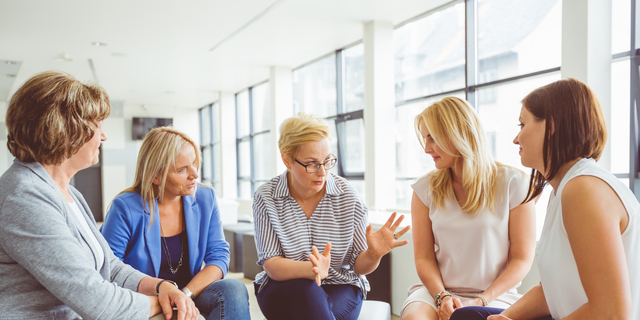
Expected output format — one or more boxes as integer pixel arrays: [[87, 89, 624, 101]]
[[294, 157, 338, 173]]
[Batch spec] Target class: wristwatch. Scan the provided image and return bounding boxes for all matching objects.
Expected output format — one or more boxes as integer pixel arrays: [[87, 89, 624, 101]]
[[182, 287, 194, 300]]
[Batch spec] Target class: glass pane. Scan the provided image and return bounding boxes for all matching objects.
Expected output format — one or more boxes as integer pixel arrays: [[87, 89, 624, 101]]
[[236, 90, 250, 138], [200, 106, 211, 146], [477, 0, 561, 83], [394, 3, 466, 102], [292, 54, 337, 117], [476, 72, 561, 170], [238, 181, 252, 199], [201, 147, 211, 182], [347, 179, 366, 202], [253, 181, 268, 195], [326, 119, 340, 176], [213, 143, 222, 183], [337, 119, 365, 174], [238, 140, 251, 179], [252, 82, 271, 133], [395, 180, 413, 210], [213, 181, 221, 193], [253, 132, 273, 180], [344, 43, 364, 113], [395, 93, 465, 179], [212, 103, 220, 143], [611, 58, 630, 174], [612, 0, 631, 54]]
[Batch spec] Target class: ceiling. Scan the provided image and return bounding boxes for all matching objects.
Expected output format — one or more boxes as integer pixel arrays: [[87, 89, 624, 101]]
[[0, 0, 449, 109]]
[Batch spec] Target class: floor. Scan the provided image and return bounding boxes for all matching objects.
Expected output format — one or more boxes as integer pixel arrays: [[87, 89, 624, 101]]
[[226, 272, 400, 320]]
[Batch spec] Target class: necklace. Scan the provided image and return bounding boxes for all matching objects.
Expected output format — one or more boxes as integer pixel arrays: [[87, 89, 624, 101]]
[[159, 215, 185, 274]]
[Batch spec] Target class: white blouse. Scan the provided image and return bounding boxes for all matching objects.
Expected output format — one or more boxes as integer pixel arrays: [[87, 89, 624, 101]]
[[536, 158, 640, 319]]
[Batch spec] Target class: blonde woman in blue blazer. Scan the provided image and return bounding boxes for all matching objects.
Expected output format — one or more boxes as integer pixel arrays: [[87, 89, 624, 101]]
[[101, 127, 250, 320]]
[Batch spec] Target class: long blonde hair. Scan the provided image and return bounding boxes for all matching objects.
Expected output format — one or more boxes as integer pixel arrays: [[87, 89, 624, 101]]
[[118, 126, 201, 224], [415, 97, 498, 215]]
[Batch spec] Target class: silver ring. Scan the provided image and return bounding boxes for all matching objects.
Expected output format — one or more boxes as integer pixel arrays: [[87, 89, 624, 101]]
[[393, 233, 398, 240]]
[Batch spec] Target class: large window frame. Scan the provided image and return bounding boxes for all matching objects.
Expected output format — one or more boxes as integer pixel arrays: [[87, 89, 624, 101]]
[[236, 81, 271, 199], [291, 43, 366, 191], [199, 103, 221, 190], [394, 0, 640, 208]]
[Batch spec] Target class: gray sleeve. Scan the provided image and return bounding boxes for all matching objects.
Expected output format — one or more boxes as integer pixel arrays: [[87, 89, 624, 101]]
[[71, 188, 149, 292], [0, 184, 150, 320]]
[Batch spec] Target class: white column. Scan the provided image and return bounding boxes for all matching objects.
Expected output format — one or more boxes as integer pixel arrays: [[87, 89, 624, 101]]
[[561, 0, 612, 170], [363, 20, 396, 211], [219, 91, 238, 199], [269, 66, 293, 176]]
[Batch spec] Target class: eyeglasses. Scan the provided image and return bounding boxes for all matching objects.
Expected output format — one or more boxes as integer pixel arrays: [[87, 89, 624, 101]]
[[294, 157, 337, 173]]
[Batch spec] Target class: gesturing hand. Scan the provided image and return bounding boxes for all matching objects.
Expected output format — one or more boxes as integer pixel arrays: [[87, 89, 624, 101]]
[[366, 212, 411, 258], [309, 242, 331, 286]]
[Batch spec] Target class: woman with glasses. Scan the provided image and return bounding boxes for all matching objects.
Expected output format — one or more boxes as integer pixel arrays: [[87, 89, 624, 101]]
[[253, 112, 410, 320], [401, 97, 536, 320]]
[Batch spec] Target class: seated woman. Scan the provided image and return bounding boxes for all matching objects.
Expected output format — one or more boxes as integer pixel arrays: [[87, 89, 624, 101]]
[[400, 97, 536, 320], [0, 71, 198, 320], [253, 112, 410, 320], [101, 127, 251, 320], [481, 79, 640, 319]]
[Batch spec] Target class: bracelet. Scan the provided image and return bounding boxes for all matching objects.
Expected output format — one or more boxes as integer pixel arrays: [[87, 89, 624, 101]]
[[475, 293, 489, 307], [434, 290, 451, 307], [156, 279, 178, 296]]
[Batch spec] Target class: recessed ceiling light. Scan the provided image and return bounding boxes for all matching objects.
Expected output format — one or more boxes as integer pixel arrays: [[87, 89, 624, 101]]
[[6, 74, 16, 78], [92, 42, 107, 47], [5, 61, 16, 65]]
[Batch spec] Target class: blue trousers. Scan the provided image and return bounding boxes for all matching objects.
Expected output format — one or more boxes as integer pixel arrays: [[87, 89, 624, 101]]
[[255, 278, 364, 320], [450, 307, 553, 320], [193, 278, 251, 320]]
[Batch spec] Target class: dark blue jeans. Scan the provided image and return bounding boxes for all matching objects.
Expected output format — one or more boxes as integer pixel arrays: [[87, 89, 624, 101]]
[[450, 306, 553, 320], [193, 278, 250, 320], [255, 278, 364, 320]]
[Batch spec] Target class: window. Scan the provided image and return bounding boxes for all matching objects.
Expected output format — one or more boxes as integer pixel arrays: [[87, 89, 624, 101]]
[[292, 43, 366, 198], [393, 0, 562, 211], [236, 82, 271, 199], [199, 103, 221, 191]]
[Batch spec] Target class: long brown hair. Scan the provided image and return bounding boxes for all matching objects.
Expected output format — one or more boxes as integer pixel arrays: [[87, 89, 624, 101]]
[[522, 78, 607, 203]]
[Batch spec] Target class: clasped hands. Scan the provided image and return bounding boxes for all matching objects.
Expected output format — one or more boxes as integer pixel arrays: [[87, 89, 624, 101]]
[[438, 296, 511, 320], [307, 212, 411, 287], [153, 281, 199, 320]]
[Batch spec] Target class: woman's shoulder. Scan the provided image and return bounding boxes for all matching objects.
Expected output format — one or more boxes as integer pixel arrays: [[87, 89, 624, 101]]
[[254, 173, 286, 200], [496, 163, 528, 183]]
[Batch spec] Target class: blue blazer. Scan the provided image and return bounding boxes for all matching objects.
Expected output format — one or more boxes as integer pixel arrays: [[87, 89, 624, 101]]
[[100, 185, 230, 279]]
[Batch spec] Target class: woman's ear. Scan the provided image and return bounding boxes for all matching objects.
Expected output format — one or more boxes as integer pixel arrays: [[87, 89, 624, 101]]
[[281, 153, 292, 170], [152, 175, 160, 186]]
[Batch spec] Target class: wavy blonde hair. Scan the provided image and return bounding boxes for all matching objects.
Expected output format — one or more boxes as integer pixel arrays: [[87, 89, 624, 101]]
[[118, 126, 201, 225], [278, 112, 331, 158], [415, 97, 499, 215]]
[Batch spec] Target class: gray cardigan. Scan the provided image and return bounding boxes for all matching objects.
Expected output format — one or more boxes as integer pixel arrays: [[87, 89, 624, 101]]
[[0, 160, 150, 320]]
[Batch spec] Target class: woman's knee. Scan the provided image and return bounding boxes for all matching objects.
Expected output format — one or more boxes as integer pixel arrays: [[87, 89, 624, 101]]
[[207, 278, 249, 301]]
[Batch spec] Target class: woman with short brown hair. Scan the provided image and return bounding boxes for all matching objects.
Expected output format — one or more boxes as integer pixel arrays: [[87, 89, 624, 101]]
[[0, 71, 199, 320]]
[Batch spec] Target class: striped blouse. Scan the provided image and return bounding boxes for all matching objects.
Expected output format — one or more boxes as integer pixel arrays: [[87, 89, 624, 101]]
[[252, 170, 370, 295]]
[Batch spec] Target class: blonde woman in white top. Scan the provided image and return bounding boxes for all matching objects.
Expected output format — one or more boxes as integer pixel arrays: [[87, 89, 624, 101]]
[[486, 79, 640, 320], [401, 97, 536, 320]]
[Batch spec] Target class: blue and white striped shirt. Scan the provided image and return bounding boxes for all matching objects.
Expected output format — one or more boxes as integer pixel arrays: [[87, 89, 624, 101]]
[[252, 170, 370, 294]]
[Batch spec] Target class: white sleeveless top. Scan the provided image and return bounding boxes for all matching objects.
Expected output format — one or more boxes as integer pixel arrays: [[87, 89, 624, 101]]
[[412, 165, 528, 302], [537, 158, 640, 319]]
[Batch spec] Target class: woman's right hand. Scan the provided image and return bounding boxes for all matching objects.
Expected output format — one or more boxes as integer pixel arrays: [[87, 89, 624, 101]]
[[309, 243, 331, 286], [437, 296, 462, 320]]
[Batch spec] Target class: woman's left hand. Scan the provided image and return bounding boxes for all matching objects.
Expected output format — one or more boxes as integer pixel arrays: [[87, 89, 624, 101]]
[[157, 281, 200, 320], [365, 212, 411, 258]]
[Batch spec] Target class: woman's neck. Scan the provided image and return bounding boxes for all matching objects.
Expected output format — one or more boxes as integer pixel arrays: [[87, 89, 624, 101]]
[[41, 162, 77, 201], [158, 193, 182, 214], [546, 158, 582, 192], [287, 172, 325, 202]]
